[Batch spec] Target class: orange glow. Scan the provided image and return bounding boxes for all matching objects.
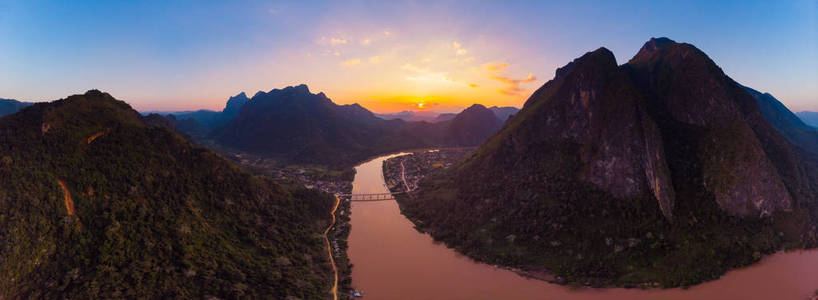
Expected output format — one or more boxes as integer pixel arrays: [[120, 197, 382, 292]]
[[417, 102, 426, 109]]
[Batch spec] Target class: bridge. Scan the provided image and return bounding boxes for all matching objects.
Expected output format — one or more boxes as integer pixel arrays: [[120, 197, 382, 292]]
[[337, 191, 410, 202]]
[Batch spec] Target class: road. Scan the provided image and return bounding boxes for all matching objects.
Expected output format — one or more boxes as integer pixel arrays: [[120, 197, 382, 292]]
[[400, 159, 410, 192], [322, 195, 340, 300]]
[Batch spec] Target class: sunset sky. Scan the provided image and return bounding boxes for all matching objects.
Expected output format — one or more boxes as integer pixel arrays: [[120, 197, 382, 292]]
[[1, 1, 816, 113]]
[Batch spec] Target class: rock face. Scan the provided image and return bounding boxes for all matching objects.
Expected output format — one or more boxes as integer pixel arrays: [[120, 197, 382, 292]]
[[401, 38, 818, 287], [626, 38, 794, 217]]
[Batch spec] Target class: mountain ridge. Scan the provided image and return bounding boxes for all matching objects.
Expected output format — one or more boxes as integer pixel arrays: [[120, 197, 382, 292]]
[[398, 37, 818, 287]]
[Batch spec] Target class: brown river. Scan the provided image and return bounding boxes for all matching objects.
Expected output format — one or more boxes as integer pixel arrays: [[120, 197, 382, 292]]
[[347, 153, 818, 300]]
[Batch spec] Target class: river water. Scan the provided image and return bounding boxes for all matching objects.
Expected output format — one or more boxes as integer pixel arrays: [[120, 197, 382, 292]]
[[347, 154, 818, 300]]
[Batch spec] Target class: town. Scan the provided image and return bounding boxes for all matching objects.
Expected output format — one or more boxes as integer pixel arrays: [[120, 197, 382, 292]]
[[383, 148, 476, 194]]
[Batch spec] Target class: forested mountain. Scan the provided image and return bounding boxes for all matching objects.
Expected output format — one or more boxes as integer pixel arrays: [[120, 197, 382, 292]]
[[0, 90, 335, 298], [0, 98, 32, 118], [210, 85, 507, 167], [399, 38, 818, 287], [441, 104, 503, 146]]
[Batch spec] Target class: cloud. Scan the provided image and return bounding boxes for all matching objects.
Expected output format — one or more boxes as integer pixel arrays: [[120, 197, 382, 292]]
[[333, 51, 341, 56], [384, 31, 391, 36], [369, 56, 383, 63], [316, 36, 349, 46], [341, 59, 361, 66], [402, 63, 455, 84], [330, 38, 347, 46], [453, 41, 468, 56], [483, 62, 537, 95], [469, 83, 479, 88], [361, 39, 371, 46]]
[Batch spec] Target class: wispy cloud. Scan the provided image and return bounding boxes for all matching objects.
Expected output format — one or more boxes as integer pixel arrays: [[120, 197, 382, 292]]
[[453, 41, 468, 56], [361, 39, 372, 46], [330, 38, 347, 45], [341, 58, 361, 66], [316, 36, 349, 46], [483, 62, 537, 95], [369, 56, 383, 63]]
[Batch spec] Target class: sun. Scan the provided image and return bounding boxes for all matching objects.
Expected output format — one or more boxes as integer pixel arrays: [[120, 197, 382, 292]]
[[417, 102, 426, 109]]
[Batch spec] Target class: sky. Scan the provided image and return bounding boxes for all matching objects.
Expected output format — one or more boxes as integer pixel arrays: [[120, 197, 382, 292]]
[[1, 0, 816, 113]]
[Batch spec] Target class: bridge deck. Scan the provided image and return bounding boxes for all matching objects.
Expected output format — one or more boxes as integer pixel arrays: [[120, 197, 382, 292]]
[[338, 191, 411, 201]]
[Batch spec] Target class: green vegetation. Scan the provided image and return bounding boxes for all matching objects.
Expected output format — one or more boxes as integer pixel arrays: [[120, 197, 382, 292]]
[[0, 91, 335, 298], [394, 40, 818, 289], [398, 144, 814, 287]]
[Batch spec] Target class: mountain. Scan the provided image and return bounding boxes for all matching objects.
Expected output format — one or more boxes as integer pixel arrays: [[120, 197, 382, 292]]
[[745, 87, 818, 153], [399, 38, 818, 287], [798, 111, 818, 128], [0, 90, 335, 298], [376, 110, 441, 122], [168, 92, 251, 135], [211, 85, 435, 167], [488, 106, 519, 121], [433, 113, 457, 123], [441, 104, 503, 146], [0, 98, 32, 118], [211, 85, 507, 168]]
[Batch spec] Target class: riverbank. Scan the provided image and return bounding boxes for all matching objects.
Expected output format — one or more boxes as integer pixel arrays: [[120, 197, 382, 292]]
[[348, 152, 818, 299]]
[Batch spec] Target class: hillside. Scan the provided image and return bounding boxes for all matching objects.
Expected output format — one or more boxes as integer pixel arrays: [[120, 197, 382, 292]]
[[0, 90, 335, 298], [441, 104, 503, 146], [0, 98, 32, 118], [745, 87, 818, 153], [398, 38, 818, 287]]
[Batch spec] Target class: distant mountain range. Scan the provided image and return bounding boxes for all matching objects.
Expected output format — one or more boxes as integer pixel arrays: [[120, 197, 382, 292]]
[[399, 38, 818, 288], [207, 85, 507, 167], [376, 110, 442, 122], [0, 90, 335, 298], [745, 87, 818, 153], [797, 111, 818, 128], [0, 98, 32, 118], [375, 106, 519, 123]]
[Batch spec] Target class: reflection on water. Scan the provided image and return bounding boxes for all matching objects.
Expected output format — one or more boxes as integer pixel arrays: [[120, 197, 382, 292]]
[[347, 154, 818, 300]]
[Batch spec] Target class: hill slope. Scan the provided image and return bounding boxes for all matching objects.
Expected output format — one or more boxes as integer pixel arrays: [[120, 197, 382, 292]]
[[0, 98, 32, 118], [399, 38, 818, 287], [0, 90, 335, 298], [745, 87, 818, 153], [441, 104, 503, 146]]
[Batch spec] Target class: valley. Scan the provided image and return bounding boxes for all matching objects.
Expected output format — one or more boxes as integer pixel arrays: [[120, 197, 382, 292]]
[[2, 2, 816, 298]]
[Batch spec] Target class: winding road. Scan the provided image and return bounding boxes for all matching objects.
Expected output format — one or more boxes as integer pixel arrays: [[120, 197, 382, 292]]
[[400, 159, 410, 192], [322, 195, 340, 300]]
